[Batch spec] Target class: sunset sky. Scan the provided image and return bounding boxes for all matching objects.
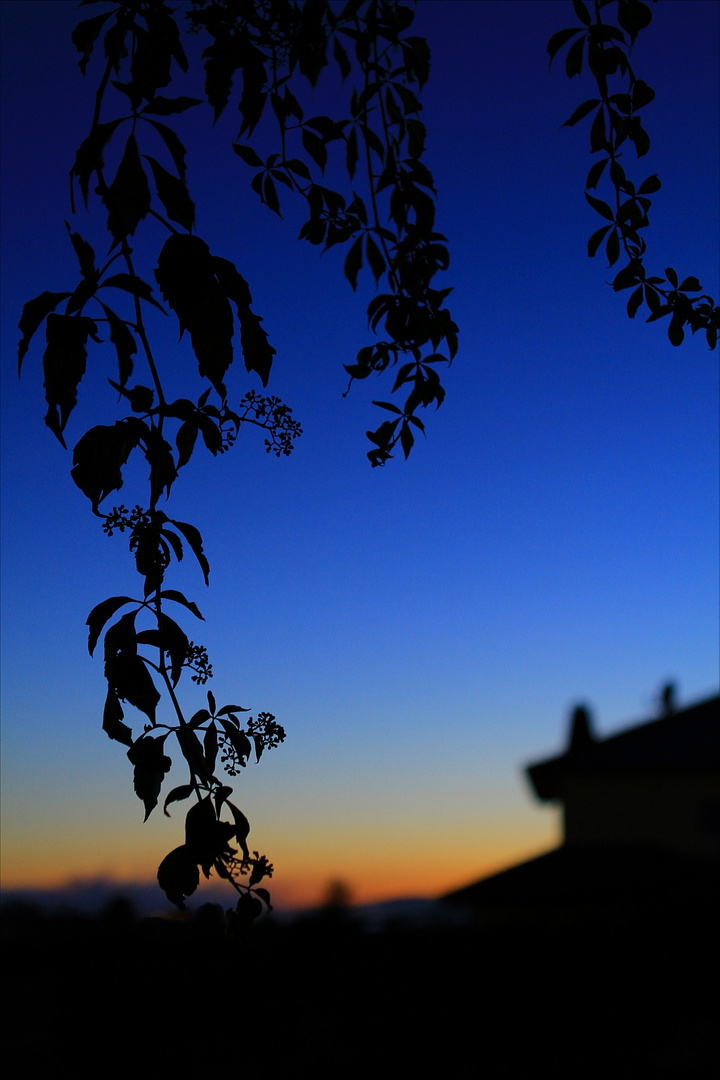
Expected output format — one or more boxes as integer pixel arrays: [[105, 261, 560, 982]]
[[1, 0, 718, 910]]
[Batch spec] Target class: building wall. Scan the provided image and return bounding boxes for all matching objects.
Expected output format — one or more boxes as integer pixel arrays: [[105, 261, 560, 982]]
[[560, 772, 720, 859]]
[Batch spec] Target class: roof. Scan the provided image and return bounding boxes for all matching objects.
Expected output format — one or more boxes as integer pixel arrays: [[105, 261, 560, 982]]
[[527, 694, 720, 802], [442, 844, 720, 912]]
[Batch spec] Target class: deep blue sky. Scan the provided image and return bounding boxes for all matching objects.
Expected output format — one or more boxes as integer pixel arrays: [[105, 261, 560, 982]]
[[1, 0, 718, 906]]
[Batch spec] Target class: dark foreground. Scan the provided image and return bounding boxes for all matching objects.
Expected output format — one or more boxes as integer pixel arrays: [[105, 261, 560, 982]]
[[2, 900, 717, 1079]]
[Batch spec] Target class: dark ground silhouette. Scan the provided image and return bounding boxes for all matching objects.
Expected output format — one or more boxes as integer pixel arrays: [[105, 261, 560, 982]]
[[2, 892, 717, 1079]]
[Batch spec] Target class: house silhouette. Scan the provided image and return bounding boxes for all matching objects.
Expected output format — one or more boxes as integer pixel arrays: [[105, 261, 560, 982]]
[[444, 691, 720, 923]]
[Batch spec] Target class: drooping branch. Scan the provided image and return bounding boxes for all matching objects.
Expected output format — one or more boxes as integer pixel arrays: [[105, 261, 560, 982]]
[[17, 0, 449, 929], [549, 0, 718, 350]]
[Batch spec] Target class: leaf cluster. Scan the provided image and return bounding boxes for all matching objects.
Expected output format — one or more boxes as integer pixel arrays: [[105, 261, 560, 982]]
[[18, 0, 452, 921], [189, 0, 457, 463], [549, 0, 718, 349], [18, 0, 325, 920]]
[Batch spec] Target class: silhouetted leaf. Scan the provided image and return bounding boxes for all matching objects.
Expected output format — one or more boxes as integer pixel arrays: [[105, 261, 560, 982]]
[[43, 314, 99, 446], [618, 0, 653, 41], [254, 886, 273, 910], [333, 34, 351, 79], [129, 9, 185, 102], [212, 256, 275, 386], [286, 157, 312, 181], [565, 35, 585, 78], [563, 97, 600, 127], [402, 33, 430, 86], [645, 284, 662, 314], [196, 413, 223, 455], [189, 709, 212, 729], [65, 276, 99, 316], [104, 133, 151, 242], [72, 9, 113, 74], [304, 114, 341, 139], [611, 260, 641, 291], [108, 649, 160, 722], [668, 311, 685, 346], [589, 105, 606, 152], [145, 118, 188, 178], [365, 233, 385, 284], [406, 118, 426, 159], [399, 420, 414, 459], [71, 119, 124, 208], [679, 276, 701, 293], [103, 685, 133, 746], [185, 797, 234, 876], [87, 595, 135, 656], [302, 128, 328, 172], [227, 891, 263, 933], [156, 613, 189, 686], [177, 724, 211, 782], [104, 608, 138, 660], [633, 123, 650, 157], [103, 18, 129, 75], [18, 291, 71, 373], [143, 427, 178, 502], [547, 26, 584, 64], [144, 155, 195, 230], [159, 589, 204, 620], [573, 0, 592, 27], [175, 420, 199, 468], [155, 234, 234, 396], [98, 302, 138, 387], [632, 78, 655, 110], [160, 525, 184, 566], [605, 228, 620, 266], [100, 272, 165, 311], [227, 802, 250, 859], [199, 32, 239, 121], [263, 174, 281, 215], [344, 235, 363, 290], [665, 266, 679, 288], [645, 303, 672, 323], [71, 419, 145, 509], [585, 192, 615, 221], [626, 284, 644, 318], [163, 784, 194, 817], [127, 734, 172, 820], [157, 844, 199, 908], [233, 143, 264, 168], [65, 222, 96, 279]]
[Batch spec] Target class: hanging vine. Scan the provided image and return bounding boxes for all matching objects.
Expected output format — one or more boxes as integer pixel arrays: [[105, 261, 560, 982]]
[[17, 0, 456, 929], [549, 0, 718, 349]]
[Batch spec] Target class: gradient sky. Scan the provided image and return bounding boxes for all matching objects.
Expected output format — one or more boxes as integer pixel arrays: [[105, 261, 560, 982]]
[[1, 0, 718, 909]]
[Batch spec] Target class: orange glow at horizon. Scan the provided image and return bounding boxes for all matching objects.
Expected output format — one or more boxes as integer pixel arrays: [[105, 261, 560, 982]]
[[1, 816, 560, 908]]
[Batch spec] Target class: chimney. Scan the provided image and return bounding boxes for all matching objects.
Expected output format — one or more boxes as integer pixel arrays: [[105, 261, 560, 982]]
[[568, 704, 594, 752]]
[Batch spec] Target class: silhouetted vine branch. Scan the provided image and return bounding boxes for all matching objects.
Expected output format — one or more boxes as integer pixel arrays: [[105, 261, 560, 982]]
[[549, 0, 718, 349], [17, 0, 454, 930]]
